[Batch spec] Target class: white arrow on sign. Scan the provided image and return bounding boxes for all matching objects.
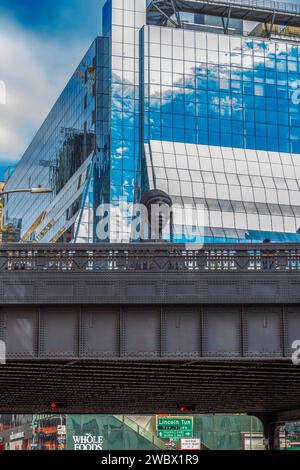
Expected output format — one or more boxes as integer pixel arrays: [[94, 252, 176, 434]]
[[165, 442, 176, 448]]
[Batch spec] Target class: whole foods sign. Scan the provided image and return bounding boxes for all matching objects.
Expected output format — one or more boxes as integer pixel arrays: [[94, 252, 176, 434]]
[[72, 433, 103, 450]]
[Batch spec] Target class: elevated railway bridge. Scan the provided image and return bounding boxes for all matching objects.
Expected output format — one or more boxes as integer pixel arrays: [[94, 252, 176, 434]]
[[0, 242, 300, 448]]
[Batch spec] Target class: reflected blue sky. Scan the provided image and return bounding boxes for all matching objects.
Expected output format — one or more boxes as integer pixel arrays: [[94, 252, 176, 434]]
[[145, 36, 300, 153]]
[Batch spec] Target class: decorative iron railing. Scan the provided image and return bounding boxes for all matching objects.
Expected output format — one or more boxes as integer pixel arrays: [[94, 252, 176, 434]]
[[0, 243, 300, 273]]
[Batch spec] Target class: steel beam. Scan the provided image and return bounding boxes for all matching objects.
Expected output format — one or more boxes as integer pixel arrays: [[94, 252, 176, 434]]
[[0, 304, 299, 360], [273, 408, 300, 423], [147, 0, 300, 28]]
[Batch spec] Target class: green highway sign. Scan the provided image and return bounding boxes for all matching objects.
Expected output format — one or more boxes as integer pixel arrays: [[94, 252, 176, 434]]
[[156, 417, 193, 441]]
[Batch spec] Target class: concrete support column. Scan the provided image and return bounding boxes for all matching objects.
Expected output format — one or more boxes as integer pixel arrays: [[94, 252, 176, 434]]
[[251, 413, 280, 450]]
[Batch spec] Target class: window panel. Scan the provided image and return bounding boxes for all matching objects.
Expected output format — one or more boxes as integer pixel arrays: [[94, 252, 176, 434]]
[[259, 215, 272, 231], [284, 217, 296, 232], [247, 214, 260, 230], [272, 215, 284, 232], [235, 213, 247, 229]]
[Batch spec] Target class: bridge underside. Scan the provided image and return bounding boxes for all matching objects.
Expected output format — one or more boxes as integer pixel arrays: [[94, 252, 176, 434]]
[[0, 359, 299, 418], [0, 303, 300, 418], [1, 244, 300, 421]]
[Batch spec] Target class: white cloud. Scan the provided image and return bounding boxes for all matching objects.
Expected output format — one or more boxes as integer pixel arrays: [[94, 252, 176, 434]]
[[0, 80, 6, 104], [0, 18, 93, 164]]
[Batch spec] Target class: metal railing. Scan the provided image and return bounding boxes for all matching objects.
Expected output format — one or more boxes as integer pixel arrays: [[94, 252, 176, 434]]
[[0, 243, 300, 273], [147, 0, 300, 14], [203, 0, 300, 14]]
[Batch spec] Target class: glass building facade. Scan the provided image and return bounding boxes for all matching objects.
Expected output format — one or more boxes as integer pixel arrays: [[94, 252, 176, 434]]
[[4, 0, 300, 243], [4, 38, 102, 243], [143, 28, 300, 153]]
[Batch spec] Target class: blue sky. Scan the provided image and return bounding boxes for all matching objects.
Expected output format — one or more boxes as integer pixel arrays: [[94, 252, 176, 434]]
[[0, 0, 104, 180], [0, 0, 103, 38]]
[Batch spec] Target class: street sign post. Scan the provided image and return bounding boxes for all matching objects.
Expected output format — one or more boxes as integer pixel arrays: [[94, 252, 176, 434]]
[[156, 417, 193, 441]]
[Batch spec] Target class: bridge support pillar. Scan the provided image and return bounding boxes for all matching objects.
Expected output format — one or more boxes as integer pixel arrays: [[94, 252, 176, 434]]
[[251, 413, 280, 450], [267, 421, 280, 450]]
